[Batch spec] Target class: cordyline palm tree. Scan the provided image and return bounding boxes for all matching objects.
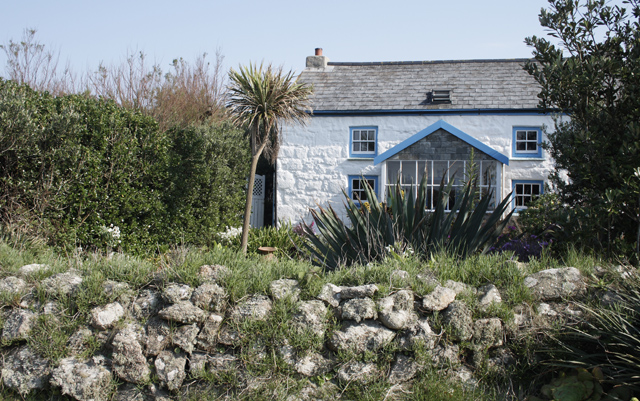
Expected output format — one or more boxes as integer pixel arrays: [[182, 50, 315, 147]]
[[227, 63, 313, 254]]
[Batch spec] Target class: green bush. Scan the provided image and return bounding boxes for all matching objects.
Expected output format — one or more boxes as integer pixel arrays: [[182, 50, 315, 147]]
[[518, 191, 636, 259], [164, 122, 249, 246], [548, 270, 640, 396], [0, 79, 249, 253], [0, 78, 168, 253]]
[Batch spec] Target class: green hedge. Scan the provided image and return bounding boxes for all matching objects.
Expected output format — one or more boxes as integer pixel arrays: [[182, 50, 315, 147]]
[[0, 78, 249, 253]]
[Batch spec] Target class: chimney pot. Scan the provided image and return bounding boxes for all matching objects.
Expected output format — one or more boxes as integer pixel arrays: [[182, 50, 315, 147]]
[[306, 49, 329, 69]]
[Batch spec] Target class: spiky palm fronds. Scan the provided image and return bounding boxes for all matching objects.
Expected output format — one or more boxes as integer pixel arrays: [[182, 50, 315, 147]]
[[227, 62, 312, 163]]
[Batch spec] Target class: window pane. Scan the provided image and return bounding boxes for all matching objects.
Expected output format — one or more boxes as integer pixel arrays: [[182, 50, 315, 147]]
[[353, 131, 359, 140], [516, 142, 526, 151], [401, 161, 416, 185], [481, 187, 496, 209], [352, 179, 361, 190], [482, 162, 496, 187], [524, 185, 531, 195], [367, 130, 375, 140], [532, 185, 540, 196], [432, 188, 441, 208], [526, 142, 537, 151], [387, 161, 400, 184], [516, 184, 523, 195], [448, 189, 456, 210], [433, 161, 448, 184], [418, 161, 427, 184], [516, 131, 526, 141], [366, 179, 375, 190], [527, 131, 537, 141], [368, 142, 375, 152], [449, 161, 463, 185]]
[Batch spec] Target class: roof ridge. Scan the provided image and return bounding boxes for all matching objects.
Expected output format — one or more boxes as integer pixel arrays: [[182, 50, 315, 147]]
[[327, 58, 533, 66]]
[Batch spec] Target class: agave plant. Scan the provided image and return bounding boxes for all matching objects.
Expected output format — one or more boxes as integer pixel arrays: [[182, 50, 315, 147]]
[[303, 171, 513, 269], [548, 272, 640, 395]]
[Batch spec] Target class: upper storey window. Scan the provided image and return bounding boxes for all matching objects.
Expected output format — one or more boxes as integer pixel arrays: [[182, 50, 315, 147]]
[[512, 127, 542, 158], [350, 127, 377, 158]]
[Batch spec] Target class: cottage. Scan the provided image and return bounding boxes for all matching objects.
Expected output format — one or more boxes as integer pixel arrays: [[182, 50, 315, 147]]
[[276, 49, 561, 224]]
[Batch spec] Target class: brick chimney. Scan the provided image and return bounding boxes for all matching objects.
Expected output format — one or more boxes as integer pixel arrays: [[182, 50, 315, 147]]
[[306, 48, 329, 68]]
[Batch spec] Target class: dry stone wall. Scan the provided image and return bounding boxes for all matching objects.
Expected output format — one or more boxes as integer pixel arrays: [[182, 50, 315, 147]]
[[0, 263, 590, 400]]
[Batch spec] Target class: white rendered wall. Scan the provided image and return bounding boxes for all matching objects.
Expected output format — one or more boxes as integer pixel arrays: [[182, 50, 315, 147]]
[[277, 114, 560, 225]]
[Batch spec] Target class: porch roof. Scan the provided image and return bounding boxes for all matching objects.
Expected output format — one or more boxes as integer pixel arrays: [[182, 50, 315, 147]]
[[373, 120, 509, 166]]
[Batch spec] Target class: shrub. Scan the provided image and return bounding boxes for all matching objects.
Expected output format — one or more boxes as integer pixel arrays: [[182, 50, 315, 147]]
[[164, 122, 249, 246], [491, 226, 552, 262], [303, 173, 513, 269], [0, 78, 168, 253], [0, 79, 249, 253], [518, 191, 636, 260], [549, 270, 640, 395]]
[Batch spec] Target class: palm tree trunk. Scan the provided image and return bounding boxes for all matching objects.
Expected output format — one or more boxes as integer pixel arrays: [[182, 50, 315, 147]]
[[240, 141, 267, 254]]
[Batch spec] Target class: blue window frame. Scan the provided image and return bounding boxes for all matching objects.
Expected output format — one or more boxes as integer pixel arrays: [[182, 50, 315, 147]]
[[512, 127, 542, 158], [348, 175, 378, 203], [349, 127, 377, 158], [512, 180, 543, 210]]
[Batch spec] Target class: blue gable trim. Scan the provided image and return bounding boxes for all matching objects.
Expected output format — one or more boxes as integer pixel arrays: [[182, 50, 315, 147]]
[[373, 120, 510, 166]]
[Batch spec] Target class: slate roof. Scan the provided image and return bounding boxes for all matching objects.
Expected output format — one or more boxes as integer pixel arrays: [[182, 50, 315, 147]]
[[298, 59, 542, 112]]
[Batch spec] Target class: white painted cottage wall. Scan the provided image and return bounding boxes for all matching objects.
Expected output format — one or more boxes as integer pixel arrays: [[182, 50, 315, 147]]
[[277, 113, 560, 225]]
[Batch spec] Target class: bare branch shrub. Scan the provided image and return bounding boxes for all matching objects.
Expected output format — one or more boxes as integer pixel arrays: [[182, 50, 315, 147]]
[[87, 50, 162, 111], [153, 50, 227, 130], [0, 28, 78, 95], [2, 29, 228, 130]]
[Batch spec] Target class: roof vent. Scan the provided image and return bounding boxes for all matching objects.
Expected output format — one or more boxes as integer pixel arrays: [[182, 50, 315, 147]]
[[427, 90, 451, 104]]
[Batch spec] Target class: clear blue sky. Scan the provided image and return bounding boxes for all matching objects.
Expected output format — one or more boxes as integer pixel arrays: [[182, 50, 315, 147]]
[[1, 0, 556, 78]]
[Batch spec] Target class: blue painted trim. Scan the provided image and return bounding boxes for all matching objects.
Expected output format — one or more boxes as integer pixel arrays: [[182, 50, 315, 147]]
[[512, 127, 543, 158], [512, 179, 544, 211], [373, 120, 509, 166], [307, 108, 563, 117], [349, 126, 378, 158], [347, 175, 379, 203]]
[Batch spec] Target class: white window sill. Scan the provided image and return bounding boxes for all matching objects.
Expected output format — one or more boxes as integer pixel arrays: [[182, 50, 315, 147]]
[[510, 157, 545, 161]]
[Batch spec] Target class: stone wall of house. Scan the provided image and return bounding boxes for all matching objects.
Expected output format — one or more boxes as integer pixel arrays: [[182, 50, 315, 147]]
[[277, 114, 560, 225]]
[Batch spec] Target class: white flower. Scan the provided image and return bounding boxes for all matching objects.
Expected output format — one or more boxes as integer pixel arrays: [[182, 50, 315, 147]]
[[218, 226, 242, 241]]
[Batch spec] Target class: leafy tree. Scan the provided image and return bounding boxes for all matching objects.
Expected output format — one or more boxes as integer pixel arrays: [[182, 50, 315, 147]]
[[227, 63, 312, 254], [525, 0, 640, 257]]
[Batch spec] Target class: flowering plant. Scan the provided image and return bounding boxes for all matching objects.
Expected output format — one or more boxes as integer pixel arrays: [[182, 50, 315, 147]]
[[217, 226, 242, 246], [98, 224, 121, 252], [490, 226, 551, 262]]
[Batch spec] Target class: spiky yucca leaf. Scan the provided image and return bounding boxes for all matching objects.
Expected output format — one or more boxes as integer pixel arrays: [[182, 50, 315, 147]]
[[303, 170, 513, 270]]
